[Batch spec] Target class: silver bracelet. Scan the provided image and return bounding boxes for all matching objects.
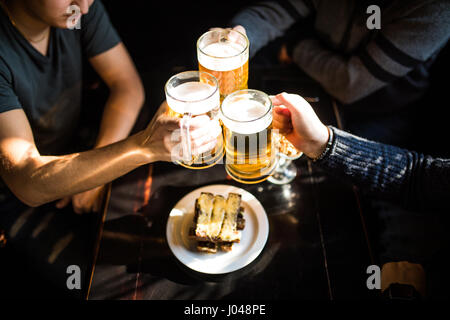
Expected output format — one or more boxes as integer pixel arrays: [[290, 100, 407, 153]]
[[312, 126, 333, 162]]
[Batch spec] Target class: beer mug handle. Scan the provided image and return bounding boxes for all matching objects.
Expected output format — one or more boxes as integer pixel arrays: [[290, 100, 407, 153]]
[[180, 113, 193, 163], [276, 132, 303, 160]]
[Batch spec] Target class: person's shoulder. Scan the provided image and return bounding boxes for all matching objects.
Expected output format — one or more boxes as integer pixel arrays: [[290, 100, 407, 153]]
[[82, 0, 107, 25], [0, 14, 10, 53], [0, 42, 13, 83], [0, 13, 18, 79]]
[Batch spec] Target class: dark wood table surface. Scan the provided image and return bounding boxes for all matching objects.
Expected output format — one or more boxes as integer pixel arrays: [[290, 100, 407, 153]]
[[87, 67, 375, 300]]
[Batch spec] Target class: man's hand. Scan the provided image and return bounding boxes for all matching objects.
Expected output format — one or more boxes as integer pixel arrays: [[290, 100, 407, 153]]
[[56, 185, 105, 214], [210, 25, 246, 35], [272, 92, 329, 159], [232, 25, 246, 36], [140, 101, 221, 163]]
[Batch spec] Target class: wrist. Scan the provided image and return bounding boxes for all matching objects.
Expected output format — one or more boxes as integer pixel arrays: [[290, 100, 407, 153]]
[[132, 131, 159, 164], [307, 125, 330, 159]]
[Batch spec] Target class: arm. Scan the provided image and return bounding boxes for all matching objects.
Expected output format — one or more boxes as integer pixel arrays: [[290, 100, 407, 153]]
[[230, 0, 311, 57], [272, 92, 450, 210], [0, 109, 151, 207], [89, 42, 144, 148], [290, 1, 450, 104], [58, 42, 144, 213], [0, 107, 219, 207], [63, 0, 144, 212], [317, 127, 450, 210]]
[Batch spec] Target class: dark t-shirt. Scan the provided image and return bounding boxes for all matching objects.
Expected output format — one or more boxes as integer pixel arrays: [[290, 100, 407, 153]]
[[0, 0, 121, 208]]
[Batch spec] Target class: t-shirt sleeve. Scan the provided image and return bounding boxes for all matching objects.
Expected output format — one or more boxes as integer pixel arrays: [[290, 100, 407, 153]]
[[0, 59, 22, 114], [80, 0, 122, 58]]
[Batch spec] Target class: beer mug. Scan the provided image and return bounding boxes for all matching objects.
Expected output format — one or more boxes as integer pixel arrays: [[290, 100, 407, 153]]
[[220, 89, 277, 184], [197, 28, 249, 101], [165, 71, 223, 169], [221, 89, 302, 184]]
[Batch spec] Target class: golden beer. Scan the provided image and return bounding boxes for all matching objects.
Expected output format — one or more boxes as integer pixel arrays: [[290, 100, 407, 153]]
[[221, 90, 277, 184], [165, 71, 223, 169], [197, 29, 249, 101]]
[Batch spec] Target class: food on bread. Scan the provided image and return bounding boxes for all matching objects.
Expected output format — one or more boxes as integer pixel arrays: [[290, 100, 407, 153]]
[[194, 192, 214, 239], [209, 195, 226, 240], [218, 193, 241, 243], [197, 241, 218, 254], [190, 192, 245, 253]]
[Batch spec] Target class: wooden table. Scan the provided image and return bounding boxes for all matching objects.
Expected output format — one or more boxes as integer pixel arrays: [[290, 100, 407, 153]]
[[87, 67, 375, 300]]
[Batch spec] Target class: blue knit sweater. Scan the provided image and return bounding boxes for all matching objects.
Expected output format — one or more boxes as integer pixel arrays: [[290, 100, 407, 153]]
[[317, 127, 450, 210]]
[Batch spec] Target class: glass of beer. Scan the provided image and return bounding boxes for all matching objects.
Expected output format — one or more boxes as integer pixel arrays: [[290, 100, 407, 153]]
[[220, 89, 277, 184], [165, 71, 223, 169], [197, 29, 249, 101]]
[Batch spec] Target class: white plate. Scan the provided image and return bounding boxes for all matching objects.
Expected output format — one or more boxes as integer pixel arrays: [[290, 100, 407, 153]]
[[166, 184, 269, 274]]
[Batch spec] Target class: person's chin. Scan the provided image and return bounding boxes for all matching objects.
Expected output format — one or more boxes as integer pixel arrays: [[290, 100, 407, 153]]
[[57, 15, 81, 30]]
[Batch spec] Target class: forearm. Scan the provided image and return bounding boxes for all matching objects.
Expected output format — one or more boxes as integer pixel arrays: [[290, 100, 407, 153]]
[[292, 39, 386, 104], [316, 127, 410, 197], [95, 83, 144, 148], [291, 0, 450, 105], [231, 0, 310, 57], [316, 127, 450, 210], [5, 131, 152, 207]]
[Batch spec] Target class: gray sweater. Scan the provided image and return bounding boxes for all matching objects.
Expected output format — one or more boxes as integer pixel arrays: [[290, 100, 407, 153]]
[[231, 0, 450, 109], [318, 127, 450, 211]]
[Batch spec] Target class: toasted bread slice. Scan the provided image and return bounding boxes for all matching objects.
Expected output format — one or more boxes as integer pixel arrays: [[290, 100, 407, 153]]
[[194, 192, 214, 239], [219, 242, 234, 252], [219, 193, 241, 243], [209, 195, 226, 241], [197, 241, 217, 253]]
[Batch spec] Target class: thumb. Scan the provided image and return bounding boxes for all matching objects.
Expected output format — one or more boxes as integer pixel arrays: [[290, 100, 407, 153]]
[[55, 196, 71, 209], [275, 92, 310, 117], [232, 25, 246, 36], [156, 114, 181, 131]]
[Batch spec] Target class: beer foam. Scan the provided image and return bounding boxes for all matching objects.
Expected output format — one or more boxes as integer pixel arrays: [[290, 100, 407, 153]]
[[198, 42, 248, 71], [221, 99, 272, 134], [167, 82, 219, 116]]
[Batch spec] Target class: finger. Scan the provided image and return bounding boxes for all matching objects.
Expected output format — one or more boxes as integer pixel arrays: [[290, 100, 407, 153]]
[[190, 121, 221, 150], [209, 27, 227, 32], [273, 120, 293, 134], [208, 27, 228, 43], [273, 117, 293, 128], [232, 25, 246, 36], [270, 95, 285, 106], [277, 92, 309, 114], [228, 28, 243, 42], [187, 115, 211, 129], [73, 204, 83, 215], [191, 128, 220, 150], [273, 106, 292, 119], [72, 197, 89, 214], [190, 120, 221, 140], [193, 139, 218, 156], [158, 115, 181, 130], [56, 197, 71, 209]]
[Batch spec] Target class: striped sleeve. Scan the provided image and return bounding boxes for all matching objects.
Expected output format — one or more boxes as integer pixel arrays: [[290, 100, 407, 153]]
[[292, 0, 450, 105], [230, 0, 311, 57], [317, 127, 450, 210]]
